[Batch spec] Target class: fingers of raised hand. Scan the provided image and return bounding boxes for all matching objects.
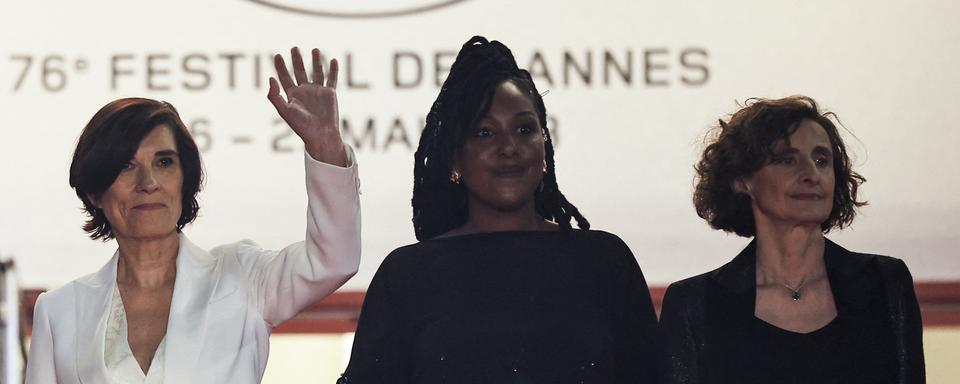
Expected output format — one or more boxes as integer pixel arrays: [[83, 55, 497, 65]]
[[273, 47, 338, 91], [267, 77, 290, 119], [327, 58, 339, 89], [273, 54, 295, 91], [310, 49, 337, 89], [291, 47, 309, 85]]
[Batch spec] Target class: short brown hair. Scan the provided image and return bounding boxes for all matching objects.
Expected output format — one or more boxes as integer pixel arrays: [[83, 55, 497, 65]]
[[69, 98, 203, 240], [693, 95, 866, 237]]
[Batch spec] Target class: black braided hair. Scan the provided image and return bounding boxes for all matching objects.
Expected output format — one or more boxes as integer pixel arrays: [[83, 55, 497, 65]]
[[412, 36, 589, 240]]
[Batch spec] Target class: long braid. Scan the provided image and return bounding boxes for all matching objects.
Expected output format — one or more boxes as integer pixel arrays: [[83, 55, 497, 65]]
[[525, 70, 589, 232], [413, 36, 589, 240]]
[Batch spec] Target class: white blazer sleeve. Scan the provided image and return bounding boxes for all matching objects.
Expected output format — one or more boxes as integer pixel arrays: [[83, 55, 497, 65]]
[[244, 145, 361, 327], [25, 293, 57, 384]]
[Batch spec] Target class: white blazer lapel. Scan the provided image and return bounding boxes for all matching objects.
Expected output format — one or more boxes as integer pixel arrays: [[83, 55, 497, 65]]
[[163, 235, 218, 383], [74, 253, 118, 384]]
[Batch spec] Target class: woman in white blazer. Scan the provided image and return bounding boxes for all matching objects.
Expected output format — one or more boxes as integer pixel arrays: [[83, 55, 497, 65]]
[[25, 47, 358, 384]]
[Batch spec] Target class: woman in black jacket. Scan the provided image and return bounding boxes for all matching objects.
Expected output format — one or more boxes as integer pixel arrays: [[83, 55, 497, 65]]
[[660, 95, 924, 384]]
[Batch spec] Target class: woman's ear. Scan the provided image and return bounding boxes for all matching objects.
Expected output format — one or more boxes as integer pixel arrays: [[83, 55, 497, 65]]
[[732, 178, 752, 198], [86, 193, 101, 209]]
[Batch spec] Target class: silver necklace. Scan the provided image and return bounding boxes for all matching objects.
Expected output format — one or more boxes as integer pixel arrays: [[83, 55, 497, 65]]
[[780, 278, 807, 301]]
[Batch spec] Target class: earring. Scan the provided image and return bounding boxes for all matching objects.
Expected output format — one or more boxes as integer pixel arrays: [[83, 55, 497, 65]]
[[449, 169, 462, 184], [742, 184, 755, 200], [734, 178, 752, 198], [538, 161, 547, 192]]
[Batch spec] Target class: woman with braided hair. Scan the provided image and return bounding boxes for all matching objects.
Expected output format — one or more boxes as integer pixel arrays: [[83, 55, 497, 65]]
[[338, 36, 659, 383]]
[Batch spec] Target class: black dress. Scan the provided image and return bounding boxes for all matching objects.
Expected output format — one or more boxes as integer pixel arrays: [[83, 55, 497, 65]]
[[338, 230, 659, 383], [658, 239, 925, 384]]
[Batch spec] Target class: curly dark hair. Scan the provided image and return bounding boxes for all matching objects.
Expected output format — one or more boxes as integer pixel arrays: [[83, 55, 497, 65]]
[[693, 95, 866, 237], [412, 36, 589, 240], [69, 98, 204, 240]]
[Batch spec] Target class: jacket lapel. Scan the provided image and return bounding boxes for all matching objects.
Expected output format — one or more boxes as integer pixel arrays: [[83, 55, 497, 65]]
[[823, 238, 874, 316], [74, 252, 118, 383], [699, 240, 757, 379], [162, 234, 218, 384], [710, 238, 876, 317], [709, 240, 757, 314]]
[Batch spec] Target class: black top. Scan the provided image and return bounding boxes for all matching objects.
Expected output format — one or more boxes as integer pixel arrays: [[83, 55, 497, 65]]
[[742, 317, 848, 384], [338, 230, 659, 383], [659, 239, 925, 384]]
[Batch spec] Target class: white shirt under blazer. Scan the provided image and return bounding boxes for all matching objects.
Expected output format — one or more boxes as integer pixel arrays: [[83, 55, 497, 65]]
[[25, 151, 362, 384]]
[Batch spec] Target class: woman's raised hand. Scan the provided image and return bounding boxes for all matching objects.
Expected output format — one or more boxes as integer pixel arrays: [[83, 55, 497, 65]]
[[269, 47, 348, 166]]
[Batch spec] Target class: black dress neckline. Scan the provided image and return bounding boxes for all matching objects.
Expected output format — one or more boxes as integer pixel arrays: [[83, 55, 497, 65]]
[[425, 228, 575, 243], [751, 314, 841, 336]]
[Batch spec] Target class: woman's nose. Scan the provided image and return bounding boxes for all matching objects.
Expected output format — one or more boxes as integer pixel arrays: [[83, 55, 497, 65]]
[[798, 158, 821, 184], [137, 168, 160, 192], [498, 134, 519, 157]]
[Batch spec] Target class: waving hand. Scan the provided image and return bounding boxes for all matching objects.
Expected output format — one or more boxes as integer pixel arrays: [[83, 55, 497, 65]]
[[268, 47, 348, 166]]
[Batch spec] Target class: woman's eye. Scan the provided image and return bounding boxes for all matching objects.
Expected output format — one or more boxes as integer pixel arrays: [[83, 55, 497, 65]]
[[120, 162, 135, 171], [158, 157, 175, 167], [815, 157, 830, 167], [517, 124, 535, 134], [474, 127, 494, 138], [775, 156, 795, 165]]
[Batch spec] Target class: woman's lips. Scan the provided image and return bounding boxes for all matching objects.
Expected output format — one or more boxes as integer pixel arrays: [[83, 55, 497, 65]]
[[134, 203, 166, 210], [790, 193, 823, 200], [493, 166, 527, 178]]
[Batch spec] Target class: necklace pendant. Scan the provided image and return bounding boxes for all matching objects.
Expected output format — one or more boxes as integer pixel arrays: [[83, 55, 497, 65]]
[[791, 291, 801, 301]]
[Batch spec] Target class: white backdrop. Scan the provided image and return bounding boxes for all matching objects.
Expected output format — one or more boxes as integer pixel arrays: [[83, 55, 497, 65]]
[[1, 0, 958, 291]]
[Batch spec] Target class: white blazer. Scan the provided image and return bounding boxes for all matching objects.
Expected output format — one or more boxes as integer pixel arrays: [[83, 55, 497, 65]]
[[25, 152, 361, 384]]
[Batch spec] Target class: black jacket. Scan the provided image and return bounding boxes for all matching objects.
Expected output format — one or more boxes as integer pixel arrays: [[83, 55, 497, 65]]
[[659, 239, 925, 384]]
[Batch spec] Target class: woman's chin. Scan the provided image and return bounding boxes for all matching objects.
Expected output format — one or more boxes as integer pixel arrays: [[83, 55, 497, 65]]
[[117, 227, 180, 242]]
